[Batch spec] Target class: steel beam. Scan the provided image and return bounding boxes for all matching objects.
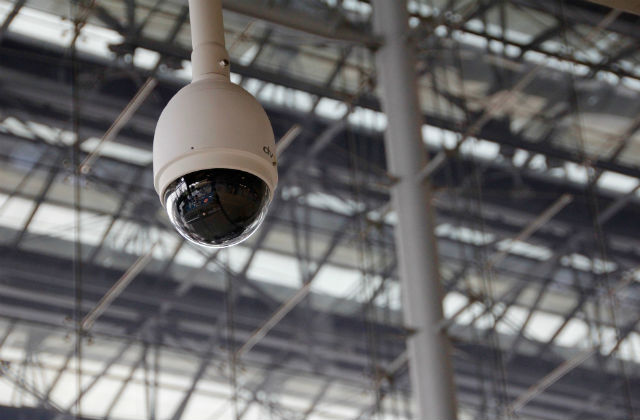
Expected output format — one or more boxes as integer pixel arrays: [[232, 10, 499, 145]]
[[586, 0, 640, 15], [221, 0, 379, 47]]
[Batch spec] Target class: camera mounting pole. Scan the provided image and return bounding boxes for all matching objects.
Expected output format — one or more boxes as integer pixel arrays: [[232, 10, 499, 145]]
[[372, 0, 458, 418], [188, 0, 230, 81]]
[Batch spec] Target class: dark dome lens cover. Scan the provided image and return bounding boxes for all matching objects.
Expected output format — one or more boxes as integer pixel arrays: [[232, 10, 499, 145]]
[[164, 169, 271, 248]]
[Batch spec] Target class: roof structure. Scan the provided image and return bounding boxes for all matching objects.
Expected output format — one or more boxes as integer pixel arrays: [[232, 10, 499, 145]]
[[0, 0, 639, 419]]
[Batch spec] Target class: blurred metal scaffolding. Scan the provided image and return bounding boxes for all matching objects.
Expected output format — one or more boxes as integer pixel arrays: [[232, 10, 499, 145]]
[[0, 0, 639, 419]]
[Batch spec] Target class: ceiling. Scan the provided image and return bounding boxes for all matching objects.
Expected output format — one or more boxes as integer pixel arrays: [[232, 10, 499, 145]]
[[0, 0, 639, 419]]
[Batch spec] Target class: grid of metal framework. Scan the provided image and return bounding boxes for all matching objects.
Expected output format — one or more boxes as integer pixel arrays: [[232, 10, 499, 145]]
[[0, 0, 639, 419]]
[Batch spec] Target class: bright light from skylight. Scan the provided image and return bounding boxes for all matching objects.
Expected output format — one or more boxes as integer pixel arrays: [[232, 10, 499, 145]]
[[315, 98, 349, 120], [248, 250, 302, 289], [81, 137, 153, 166], [7, 5, 123, 57], [436, 223, 495, 246], [597, 171, 640, 194], [561, 253, 617, 274], [312, 264, 362, 298], [496, 239, 552, 261], [525, 310, 564, 342], [0, 193, 36, 232]]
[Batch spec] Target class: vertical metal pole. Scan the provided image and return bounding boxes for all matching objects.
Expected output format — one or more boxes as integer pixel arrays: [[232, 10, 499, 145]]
[[372, 1, 458, 419], [188, 0, 230, 80]]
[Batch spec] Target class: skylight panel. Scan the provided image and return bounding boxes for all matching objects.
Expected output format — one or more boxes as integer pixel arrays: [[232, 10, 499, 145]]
[[512, 149, 529, 167], [79, 377, 124, 417], [348, 107, 388, 132], [341, 0, 372, 17], [256, 83, 314, 112], [133, 48, 161, 70], [0, 1, 11, 22], [196, 378, 235, 397], [220, 245, 252, 272], [422, 124, 458, 149], [525, 310, 564, 342], [598, 325, 619, 355], [496, 240, 552, 261], [435, 223, 495, 246], [564, 162, 589, 185], [28, 203, 111, 246], [496, 305, 529, 334], [183, 394, 229, 420], [24, 120, 59, 142], [312, 264, 361, 298], [230, 72, 242, 84], [76, 21, 125, 58], [0, 193, 36, 232], [247, 250, 301, 288], [373, 280, 401, 310], [172, 60, 193, 81], [315, 98, 349, 120], [49, 370, 89, 408], [313, 402, 362, 419], [81, 137, 153, 166], [622, 77, 640, 92], [109, 380, 148, 419], [383, 210, 398, 225], [155, 387, 185, 420], [147, 227, 181, 261], [597, 171, 640, 194], [452, 29, 487, 49], [617, 332, 640, 363], [24, 120, 75, 145], [459, 138, 500, 161], [455, 301, 485, 325], [279, 394, 311, 412], [349, 275, 384, 303], [174, 246, 208, 268], [465, 18, 484, 33], [443, 291, 468, 318], [434, 25, 448, 37], [237, 44, 259, 65], [1, 117, 36, 140], [0, 381, 13, 407], [0, 192, 230, 272], [305, 192, 364, 216], [243, 77, 264, 96], [257, 82, 277, 104], [8, 5, 123, 57], [408, 0, 434, 16], [528, 154, 547, 171], [8, 6, 73, 46], [554, 318, 589, 347], [1, 116, 77, 146], [522, 50, 590, 77], [561, 253, 617, 274]]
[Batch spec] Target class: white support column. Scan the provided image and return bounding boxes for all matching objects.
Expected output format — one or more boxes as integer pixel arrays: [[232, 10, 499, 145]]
[[371, 1, 458, 419], [188, 0, 230, 80]]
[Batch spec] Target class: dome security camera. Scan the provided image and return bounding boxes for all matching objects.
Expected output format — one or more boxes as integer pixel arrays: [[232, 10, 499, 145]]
[[153, 0, 277, 248]]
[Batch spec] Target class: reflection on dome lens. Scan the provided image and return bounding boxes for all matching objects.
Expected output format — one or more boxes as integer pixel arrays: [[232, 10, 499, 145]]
[[164, 169, 270, 248]]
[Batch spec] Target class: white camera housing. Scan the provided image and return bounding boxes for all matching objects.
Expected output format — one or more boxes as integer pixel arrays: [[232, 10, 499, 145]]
[[153, 76, 278, 200], [152, 0, 277, 248]]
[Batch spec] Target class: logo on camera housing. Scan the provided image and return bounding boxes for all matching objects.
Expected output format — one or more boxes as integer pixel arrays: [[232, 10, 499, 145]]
[[263, 146, 277, 166]]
